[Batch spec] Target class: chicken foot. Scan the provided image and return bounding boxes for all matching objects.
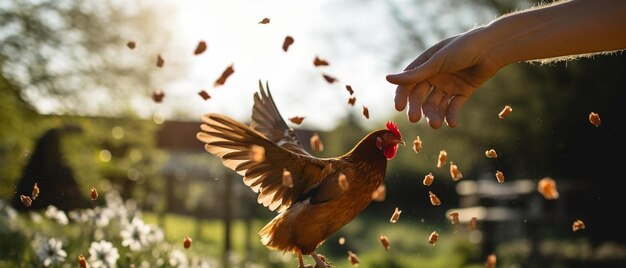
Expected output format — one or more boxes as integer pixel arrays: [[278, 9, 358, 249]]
[[311, 252, 331, 268]]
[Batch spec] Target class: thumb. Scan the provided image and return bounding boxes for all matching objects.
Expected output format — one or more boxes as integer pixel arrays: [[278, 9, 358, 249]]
[[386, 61, 436, 85]]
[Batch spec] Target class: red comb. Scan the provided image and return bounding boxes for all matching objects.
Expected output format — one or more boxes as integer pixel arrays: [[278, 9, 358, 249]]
[[386, 121, 402, 138]]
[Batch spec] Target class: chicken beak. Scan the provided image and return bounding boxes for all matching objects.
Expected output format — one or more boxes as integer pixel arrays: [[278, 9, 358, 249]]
[[394, 137, 405, 146]]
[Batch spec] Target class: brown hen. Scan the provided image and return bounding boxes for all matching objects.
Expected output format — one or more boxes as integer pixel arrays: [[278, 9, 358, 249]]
[[196, 81, 404, 268]]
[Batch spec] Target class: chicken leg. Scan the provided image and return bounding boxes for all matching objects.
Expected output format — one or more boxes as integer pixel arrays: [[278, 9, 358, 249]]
[[311, 252, 331, 268], [297, 250, 306, 268]]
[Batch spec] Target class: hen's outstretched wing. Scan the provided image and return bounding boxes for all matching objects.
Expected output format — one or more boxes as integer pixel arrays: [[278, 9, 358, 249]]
[[250, 81, 310, 156], [196, 114, 346, 213]]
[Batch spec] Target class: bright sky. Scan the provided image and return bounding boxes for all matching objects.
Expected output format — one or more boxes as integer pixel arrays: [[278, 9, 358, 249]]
[[152, 0, 406, 130], [20, 0, 495, 130]]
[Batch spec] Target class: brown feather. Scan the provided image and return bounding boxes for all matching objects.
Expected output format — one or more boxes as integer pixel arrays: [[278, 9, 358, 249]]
[[197, 113, 332, 212], [250, 81, 310, 156]]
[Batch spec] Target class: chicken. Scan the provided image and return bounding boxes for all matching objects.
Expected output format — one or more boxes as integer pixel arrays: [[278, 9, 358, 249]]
[[196, 81, 405, 268]]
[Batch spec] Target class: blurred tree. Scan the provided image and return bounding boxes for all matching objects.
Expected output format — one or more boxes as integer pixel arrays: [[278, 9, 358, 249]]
[[0, 0, 179, 207], [0, 0, 182, 116]]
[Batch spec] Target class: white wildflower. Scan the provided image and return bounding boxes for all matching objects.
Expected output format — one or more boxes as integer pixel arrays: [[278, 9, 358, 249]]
[[105, 191, 127, 221], [140, 260, 152, 268], [45, 205, 68, 225], [168, 249, 189, 267], [120, 218, 150, 251], [88, 240, 119, 268], [68, 209, 89, 223], [36, 238, 67, 267], [44, 205, 59, 219], [146, 225, 164, 244], [30, 212, 42, 223], [121, 199, 141, 224], [91, 207, 113, 227], [0, 200, 18, 229], [190, 257, 214, 268]]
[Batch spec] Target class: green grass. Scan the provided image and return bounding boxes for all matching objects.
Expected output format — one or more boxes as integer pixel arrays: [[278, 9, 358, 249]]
[[142, 213, 485, 267]]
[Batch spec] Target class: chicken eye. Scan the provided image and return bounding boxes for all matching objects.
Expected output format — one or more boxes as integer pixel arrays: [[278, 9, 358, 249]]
[[376, 136, 383, 150]]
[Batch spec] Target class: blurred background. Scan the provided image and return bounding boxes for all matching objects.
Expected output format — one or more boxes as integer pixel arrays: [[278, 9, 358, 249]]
[[1, 0, 625, 267]]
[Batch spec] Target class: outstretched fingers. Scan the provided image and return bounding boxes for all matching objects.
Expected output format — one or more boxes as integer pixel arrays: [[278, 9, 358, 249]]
[[444, 95, 469, 128], [386, 62, 434, 85], [394, 84, 413, 111], [422, 88, 446, 129], [407, 81, 431, 122]]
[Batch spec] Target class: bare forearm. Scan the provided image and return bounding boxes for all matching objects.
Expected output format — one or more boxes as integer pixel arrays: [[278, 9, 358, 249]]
[[485, 0, 626, 66]]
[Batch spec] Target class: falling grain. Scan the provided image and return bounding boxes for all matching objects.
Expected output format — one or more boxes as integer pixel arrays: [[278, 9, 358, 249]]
[[423, 173, 434, 186], [538, 177, 559, 200], [429, 191, 441, 206], [194, 41, 207, 55], [289, 116, 305, 125], [372, 184, 386, 202], [449, 212, 460, 225], [468, 217, 478, 230], [20, 195, 32, 207], [498, 105, 512, 119], [389, 207, 401, 223], [282, 36, 294, 52], [437, 150, 447, 168], [250, 145, 265, 163], [156, 54, 164, 67], [214, 64, 235, 87], [32, 183, 40, 200], [449, 162, 463, 181], [428, 231, 439, 245], [313, 56, 329, 67], [348, 97, 356, 106], [198, 90, 211, 101], [322, 73, 337, 84], [338, 173, 349, 191], [589, 112, 601, 127], [485, 254, 497, 268], [362, 106, 369, 119], [347, 251, 360, 266], [412, 136, 423, 153], [310, 132, 324, 152], [345, 85, 354, 95], [90, 187, 98, 201], [495, 170, 505, 183], [282, 169, 294, 188], [184, 237, 192, 249], [572, 219, 585, 232], [379, 235, 391, 251], [152, 90, 165, 103]]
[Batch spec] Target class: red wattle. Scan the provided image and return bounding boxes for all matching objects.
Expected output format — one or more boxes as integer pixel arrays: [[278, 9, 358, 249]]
[[384, 145, 398, 160]]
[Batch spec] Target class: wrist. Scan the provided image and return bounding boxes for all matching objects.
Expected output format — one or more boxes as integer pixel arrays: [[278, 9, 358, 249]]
[[480, 17, 520, 69], [465, 23, 510, 74]]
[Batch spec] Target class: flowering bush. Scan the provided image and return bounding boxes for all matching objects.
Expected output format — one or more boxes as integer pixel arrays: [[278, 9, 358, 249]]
[[0, 191, 216, 267]]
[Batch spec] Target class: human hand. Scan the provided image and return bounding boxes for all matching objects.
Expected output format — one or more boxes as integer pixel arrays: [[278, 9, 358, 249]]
[[386, 29, 503, 128]]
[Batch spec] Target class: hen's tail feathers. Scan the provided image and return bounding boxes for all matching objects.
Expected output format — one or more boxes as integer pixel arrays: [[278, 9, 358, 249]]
[[259, 212, 297, 253]]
